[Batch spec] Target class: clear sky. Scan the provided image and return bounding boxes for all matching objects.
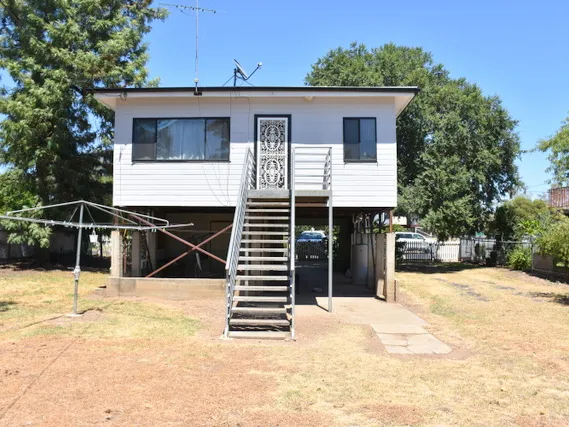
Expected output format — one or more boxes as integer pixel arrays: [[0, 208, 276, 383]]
[[145, 0, 568, 198]]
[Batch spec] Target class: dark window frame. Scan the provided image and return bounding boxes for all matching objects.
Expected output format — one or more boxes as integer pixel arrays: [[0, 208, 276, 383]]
[[342, 117, 378, 163], [131, 117, 231, 163]]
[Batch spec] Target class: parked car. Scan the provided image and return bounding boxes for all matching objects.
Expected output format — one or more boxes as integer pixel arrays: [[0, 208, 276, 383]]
[[297, 230, 326, 243], [395, 232, 435, 253]]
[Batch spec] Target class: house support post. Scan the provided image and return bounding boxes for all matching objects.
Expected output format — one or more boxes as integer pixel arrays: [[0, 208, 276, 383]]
[[328, 198, 333, 313], [131, 231, 141, 277], [110, 230, 123, 278], [375, 234, 386, 299], [384, 232, 396, 302]]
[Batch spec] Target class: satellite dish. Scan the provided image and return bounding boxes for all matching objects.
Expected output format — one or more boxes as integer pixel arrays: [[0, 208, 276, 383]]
[[234, 59, 249, 80], [231, 59, 263, 86]]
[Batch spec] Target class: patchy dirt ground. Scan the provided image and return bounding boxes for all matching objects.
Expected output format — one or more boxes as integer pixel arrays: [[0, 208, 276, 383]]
[[0, 266, 568, 426]]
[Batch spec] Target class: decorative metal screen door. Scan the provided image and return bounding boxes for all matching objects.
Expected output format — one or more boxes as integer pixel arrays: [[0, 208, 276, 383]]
[[256, 117, 289, 190]]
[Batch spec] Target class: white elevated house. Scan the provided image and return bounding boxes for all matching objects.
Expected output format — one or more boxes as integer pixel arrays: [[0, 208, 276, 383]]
[[94, 86, 418, 338]]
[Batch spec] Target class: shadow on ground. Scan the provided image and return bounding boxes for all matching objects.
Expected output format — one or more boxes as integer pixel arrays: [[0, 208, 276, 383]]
[[528, 292, 569, 305], [294, 261, 376, 309], [0, 260, 109, 273], [0, 300, 17, 312], [396, 262, 482, 274]]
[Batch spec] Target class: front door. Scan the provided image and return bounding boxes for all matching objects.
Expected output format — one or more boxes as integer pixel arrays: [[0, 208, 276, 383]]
[[256, 116, 289, 190]]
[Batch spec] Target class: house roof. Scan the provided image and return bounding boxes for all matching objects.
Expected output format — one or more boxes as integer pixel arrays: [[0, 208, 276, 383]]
[[93, 86, 419, 116]]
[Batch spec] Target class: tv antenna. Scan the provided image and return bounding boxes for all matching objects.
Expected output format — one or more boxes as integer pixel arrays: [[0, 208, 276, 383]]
[[160, 1, 216, 93], [230, 59, 263, 86]]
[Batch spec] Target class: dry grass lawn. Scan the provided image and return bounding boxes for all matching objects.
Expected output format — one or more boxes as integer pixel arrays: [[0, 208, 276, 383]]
[[0, 264, 568, 426]]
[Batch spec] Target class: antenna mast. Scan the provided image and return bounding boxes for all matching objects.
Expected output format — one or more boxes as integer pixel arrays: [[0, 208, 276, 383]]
[[160, 2, 216, 92]]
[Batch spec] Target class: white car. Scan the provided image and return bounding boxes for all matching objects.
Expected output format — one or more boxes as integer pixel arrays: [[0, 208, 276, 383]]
[[395, 232, 435, 253]]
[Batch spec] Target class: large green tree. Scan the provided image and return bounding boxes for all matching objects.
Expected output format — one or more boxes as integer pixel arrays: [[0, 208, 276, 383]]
[[538, 114, 569, 185], [0, 0, 166, 246], [306, 43, 521, 240], [488, 195, 550, 240]]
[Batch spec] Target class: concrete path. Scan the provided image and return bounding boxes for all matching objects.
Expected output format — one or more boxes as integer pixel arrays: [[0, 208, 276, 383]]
[[372, 324, 452, 355], [299, 296, 451, 355]]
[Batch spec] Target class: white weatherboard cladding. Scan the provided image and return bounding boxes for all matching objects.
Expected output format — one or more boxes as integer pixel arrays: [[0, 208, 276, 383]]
[[113, 97, 397, 208]]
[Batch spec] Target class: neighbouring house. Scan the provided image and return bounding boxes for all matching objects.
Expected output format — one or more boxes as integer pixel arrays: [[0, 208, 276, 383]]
[[548, 186, 569, 211], [94, 85, 418, 338]]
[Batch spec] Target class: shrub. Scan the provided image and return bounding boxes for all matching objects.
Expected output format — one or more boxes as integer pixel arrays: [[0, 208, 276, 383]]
[[537, 217, 569, 267], [508, 247, 532, 271], [474, 243, 486, 262]]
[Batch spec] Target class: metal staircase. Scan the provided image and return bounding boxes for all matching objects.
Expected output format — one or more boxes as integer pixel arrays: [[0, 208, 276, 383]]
[[224, 148, 295, 339], [224, 146, 332, 340], [228, 196, 293, 338]]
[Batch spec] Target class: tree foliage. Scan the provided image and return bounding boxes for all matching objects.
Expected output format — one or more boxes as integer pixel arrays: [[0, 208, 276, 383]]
[[538, 114, 569, 186], [306, 43, 521, 240], [0, 0, 166, 245], [488, 196, 550, 240], [0, 169, 51, 247], [537, 216, 569, 267]]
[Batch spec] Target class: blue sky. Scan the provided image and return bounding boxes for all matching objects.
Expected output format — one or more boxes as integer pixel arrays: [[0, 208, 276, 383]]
[[145, 0, 567, 198]]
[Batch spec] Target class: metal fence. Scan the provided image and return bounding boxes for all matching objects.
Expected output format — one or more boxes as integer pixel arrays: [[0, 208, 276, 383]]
[[398, 238, 532, 265], [397, 240, 460, 263]]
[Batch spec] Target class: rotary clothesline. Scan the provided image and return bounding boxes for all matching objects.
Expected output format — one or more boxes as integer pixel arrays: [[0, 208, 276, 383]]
[[0, 200, 194, 316]]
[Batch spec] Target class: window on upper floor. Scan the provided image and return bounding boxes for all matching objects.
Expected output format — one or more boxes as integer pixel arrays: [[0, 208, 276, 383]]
[[132, 118, 230, 161], [343, 118, 377, 162]]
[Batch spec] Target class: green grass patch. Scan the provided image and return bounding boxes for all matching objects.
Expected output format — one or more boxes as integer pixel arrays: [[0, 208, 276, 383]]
[[0, 269, 200, 340], [430, 295, 457, 317]]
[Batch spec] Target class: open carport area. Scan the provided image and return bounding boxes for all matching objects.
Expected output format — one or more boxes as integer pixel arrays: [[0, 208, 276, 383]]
[[0, 264, 568, 426]]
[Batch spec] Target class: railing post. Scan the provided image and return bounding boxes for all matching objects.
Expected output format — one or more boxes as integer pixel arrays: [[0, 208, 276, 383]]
[[290, 147, 296, 339], [328, 148, 333, 313]]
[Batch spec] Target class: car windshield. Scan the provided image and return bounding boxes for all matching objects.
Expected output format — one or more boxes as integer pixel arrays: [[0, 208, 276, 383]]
[[299, 232, 323, 239]]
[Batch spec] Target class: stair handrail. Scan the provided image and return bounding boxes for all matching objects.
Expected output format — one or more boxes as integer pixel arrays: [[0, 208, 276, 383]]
[[290, 147, 296, 339], [225, 147, 255, 336]]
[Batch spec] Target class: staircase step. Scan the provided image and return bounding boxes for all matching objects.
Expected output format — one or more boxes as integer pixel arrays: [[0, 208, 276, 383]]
[[241, 239, 287, 244], [234, 285, 289, 291], [242, 231, 289, 236], [240, 248, 289, 253], [234, 296, 288, 303], [229, 318, 290, 326], [244, 216, 290, 221], [231, 307, 287, 314], [246, 209, 290, 213], [239, 256, 288, 261], [236, 275, 289, 281], [244, 223, 289, 228], [247, 202, 290, 206], [227, 331, 290, 339], [237, 264, 288, 271]]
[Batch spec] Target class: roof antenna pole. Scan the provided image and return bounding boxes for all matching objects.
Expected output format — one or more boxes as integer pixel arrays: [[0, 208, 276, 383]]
[[159, 2, 216, 95], [194, 0, 199, 93]]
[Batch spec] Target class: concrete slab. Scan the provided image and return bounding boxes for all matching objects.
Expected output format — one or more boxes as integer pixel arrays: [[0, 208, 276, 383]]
[[371, 324, 427, 334], [308, 297, 427, 326], [295, 289, 452, 356], [377, 333, 408, 341], [381, 339, 408, 346], [407, 345, 435, 355], [385, 345, 412, 354]]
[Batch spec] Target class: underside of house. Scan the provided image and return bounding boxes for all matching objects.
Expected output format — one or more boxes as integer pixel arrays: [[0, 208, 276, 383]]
[[95, 86, 417, 339]]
